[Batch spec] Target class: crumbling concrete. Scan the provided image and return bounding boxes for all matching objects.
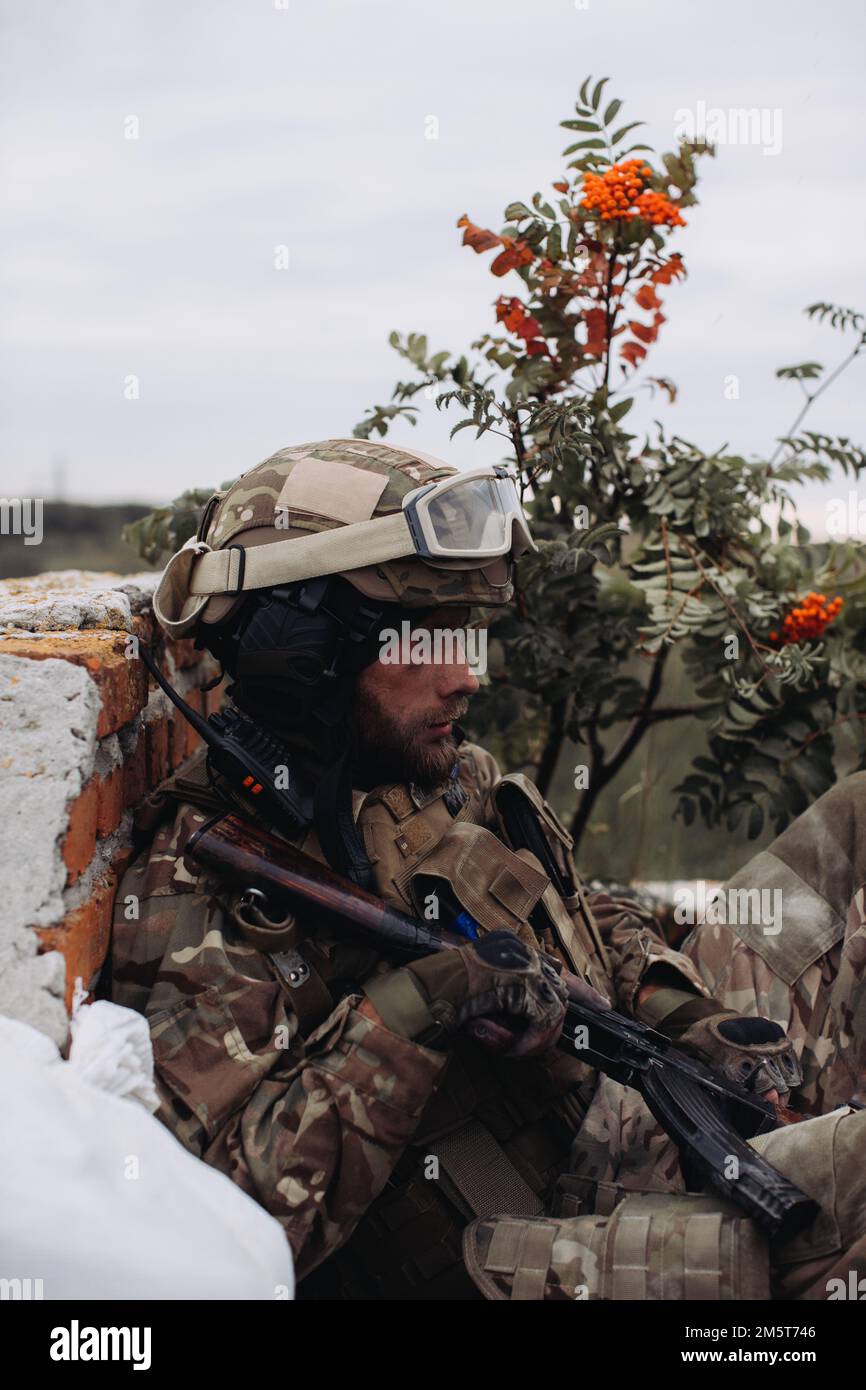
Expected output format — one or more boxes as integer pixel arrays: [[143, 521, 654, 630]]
[[0, 570, 217, 1046]]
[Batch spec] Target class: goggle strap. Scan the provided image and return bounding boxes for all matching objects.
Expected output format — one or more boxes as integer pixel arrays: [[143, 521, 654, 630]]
[[189, 511, 414, 596]]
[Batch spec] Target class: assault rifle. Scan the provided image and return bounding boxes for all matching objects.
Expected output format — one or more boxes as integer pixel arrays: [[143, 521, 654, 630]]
[[187, 812, 818, 1241]]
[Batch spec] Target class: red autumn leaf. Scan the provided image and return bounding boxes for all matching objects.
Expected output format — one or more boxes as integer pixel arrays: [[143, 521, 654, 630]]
[[649, 254, 685, 286], [525, 340, 549, 356], [629, 319, 659, 344], [457, 214, 503, 254], [495, 296, 541, 340], [620, 341, 648, 367], [515, 314, 542, 341], [552, 180, 569, 193], [490, 239, 534, 276], [583, 307, 608, 356], [495, 296, 525, 333], [634, 284, 662, 311]]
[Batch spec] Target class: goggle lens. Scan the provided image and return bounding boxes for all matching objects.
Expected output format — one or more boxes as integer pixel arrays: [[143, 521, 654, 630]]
[[424, 476, 518, 554]]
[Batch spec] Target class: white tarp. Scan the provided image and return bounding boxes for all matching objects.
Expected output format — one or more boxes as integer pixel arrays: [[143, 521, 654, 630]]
[[0, 1001, 295, 1300]]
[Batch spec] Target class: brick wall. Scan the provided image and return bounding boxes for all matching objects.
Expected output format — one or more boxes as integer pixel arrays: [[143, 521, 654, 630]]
[[0, 571, 223, 1045]]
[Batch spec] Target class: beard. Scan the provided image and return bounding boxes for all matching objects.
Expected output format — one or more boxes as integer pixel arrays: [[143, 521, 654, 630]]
[[348, 687, 470, 792]]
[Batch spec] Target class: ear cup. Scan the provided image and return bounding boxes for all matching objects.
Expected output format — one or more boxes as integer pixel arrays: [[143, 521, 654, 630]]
[[236, 587, 337, 702], [208, 577, 405, 739]]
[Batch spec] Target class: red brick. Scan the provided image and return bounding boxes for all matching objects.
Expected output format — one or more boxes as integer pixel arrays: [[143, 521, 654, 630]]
[[96, 764, 124, 837], [0, 632, 148, 737], [62, 775, 99, 886], [122, 727, 147, 809], [110, 844, 135, 879], [145, 716, 169, 785], [132, 613, 154, 647], [170, 711, 187, 770], [180, 687, 201, 758], [36, 873, 116, 1011], [172, 636, 206, 670], [0, 628, 216, 739]]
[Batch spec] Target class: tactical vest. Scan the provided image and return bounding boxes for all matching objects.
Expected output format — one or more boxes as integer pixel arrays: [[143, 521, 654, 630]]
[[132, 741, 613, 1301], [303, 752, 612, 1300]]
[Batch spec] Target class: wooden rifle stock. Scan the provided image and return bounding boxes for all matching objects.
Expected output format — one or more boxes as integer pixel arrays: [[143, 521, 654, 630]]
[[187, 812, 454, 958]]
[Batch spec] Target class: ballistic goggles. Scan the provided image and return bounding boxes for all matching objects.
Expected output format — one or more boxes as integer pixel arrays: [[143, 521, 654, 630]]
[[154, 464, 536, 638], [402, 466, 535, 561]]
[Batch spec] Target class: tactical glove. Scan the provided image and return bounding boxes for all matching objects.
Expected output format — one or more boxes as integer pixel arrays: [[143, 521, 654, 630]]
[[649, 991, 802, 1096], [363, 930, 568, 1058]]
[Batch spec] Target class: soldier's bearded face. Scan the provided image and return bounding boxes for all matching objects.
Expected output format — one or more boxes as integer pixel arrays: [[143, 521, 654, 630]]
[[350, 607, 480, 791]]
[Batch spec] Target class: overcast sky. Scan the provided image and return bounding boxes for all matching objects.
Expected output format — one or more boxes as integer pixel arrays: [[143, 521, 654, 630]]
[[1, 0, 864, 536]]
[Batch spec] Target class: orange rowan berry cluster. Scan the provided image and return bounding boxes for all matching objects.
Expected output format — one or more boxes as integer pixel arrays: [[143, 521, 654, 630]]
[[580, 160, 685, 226], [769, 592, 843, 645], [634, 188, 686, 227]]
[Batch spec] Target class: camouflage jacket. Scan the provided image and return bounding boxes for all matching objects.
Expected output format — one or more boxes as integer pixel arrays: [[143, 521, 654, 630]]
[[682, 771, 866, 1117], [111, 739, 712, 1284]]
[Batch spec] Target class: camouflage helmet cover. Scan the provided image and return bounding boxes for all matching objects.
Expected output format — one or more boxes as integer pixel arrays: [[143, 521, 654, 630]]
[[154, 439, 518, 638]]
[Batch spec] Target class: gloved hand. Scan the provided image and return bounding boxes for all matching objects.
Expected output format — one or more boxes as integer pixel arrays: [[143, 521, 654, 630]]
[[658, 995, 803, 1097], [363, 931, 568, 1058]]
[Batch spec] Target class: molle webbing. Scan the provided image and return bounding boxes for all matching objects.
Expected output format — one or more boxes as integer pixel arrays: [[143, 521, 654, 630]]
[[398, 823, 550, 936], [463, 1194, 770, 1301]]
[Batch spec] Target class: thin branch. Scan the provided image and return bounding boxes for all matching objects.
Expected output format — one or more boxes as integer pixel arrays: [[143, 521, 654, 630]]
[[790, 711, 866, 756], [603, 647, 669, 780], [643, 704, 706, 723], [769, 334, 865, 466], [679, 535, 775, 677], [602, 250, 618, 391]]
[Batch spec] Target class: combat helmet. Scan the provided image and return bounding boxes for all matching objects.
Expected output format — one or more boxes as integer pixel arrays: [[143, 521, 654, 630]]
[[154, 437, 534, 639], [152, 438, 533, 725], [149, 438, 536, 883]]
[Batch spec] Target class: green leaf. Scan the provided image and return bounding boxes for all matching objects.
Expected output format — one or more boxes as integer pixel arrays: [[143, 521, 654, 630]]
[[504, 201, 534, 222], [609, 396, 634, 422], [531, 193, 556, 218], [610, 121, 645, 145], [603, 98, 623, 126], [590, 77, 609, 111], [775, 362, 823, 381], [561, 120, 601, 132], [747, 803, 764, 839]]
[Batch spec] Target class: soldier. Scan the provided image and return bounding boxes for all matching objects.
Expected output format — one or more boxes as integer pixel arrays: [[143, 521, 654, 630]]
[[110, 439, 865, 1301], [679, 774, 866, 1119]]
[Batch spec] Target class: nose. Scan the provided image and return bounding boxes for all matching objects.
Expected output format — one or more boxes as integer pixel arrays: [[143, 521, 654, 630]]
[[434, 656, 479, 700]]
